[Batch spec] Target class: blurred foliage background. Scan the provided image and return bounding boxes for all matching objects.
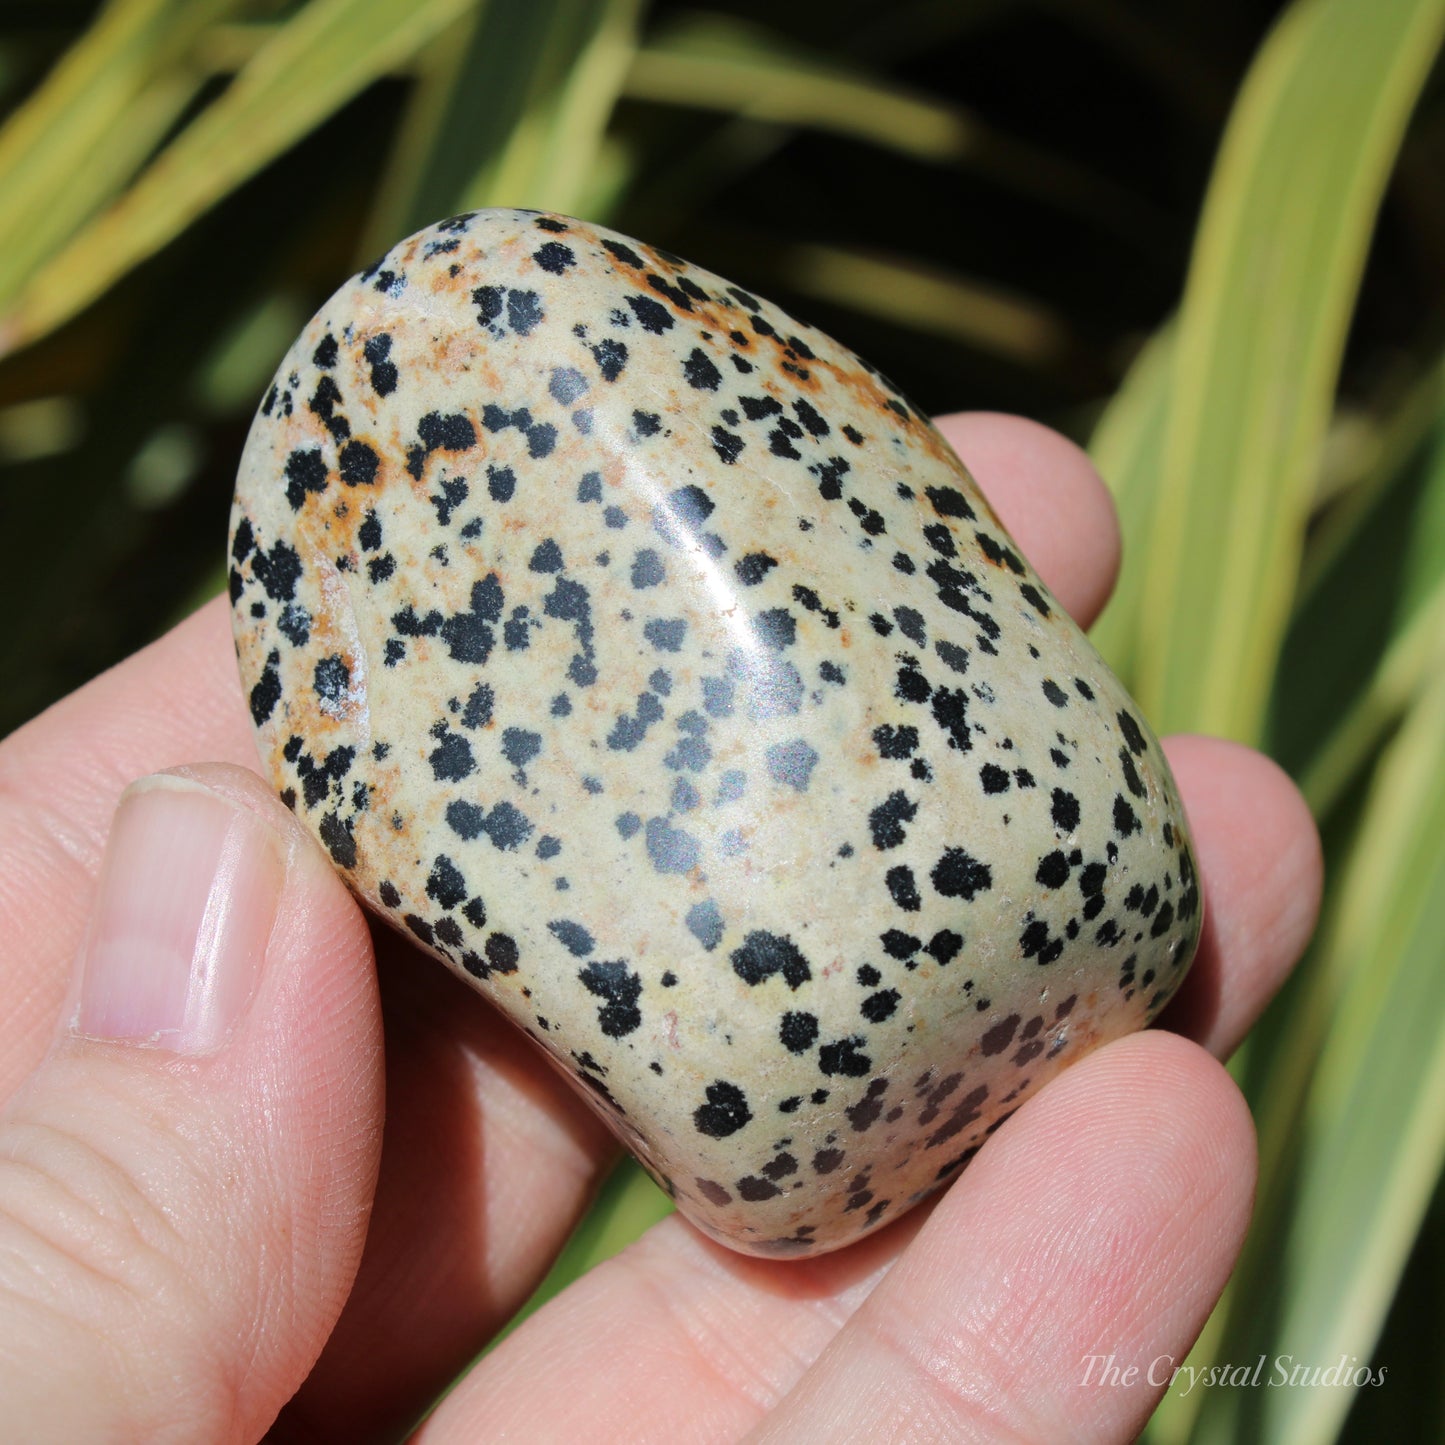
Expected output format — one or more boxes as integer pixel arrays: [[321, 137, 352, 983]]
[[1, 0, 1443, 1439]]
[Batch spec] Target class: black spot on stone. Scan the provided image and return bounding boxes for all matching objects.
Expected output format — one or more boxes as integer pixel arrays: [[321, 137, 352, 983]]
[[429, 729, 474, 782], [711, 426, 744, 464], [980, 1013, 1021, 1057], [533, 241, 576, 273], [591, 338, 627, 381], [602, 238, 643, 268], [740, 395, 782, 422], [818, 1037, 872, 1077], [313, 654, 350, 708], [485, 934, 519, 974], [925, 485, 975, 520], [426, 855, 467, 910], [501, 727, 541, 771], [932, 848, 992, 900], [284, 447, 329, 509], [1036, 851, 1070, 888], [630, 548, 665, 589], [339, 440, 379, 487], [1042, 679, 1069, 707], [695, 1178, 731, 1207], [549, 919, 595, 956], [363, 333, 397, 395], [873, 724, 919, 760], [861, 989, 900, 1022], [627, 294, 673, 333], [252, 540, 302, 602], [1019, 583, 1050, 617], [732, 931, 811, 989], [893, 606, 926, 646], [683, 347, 722, 390], [926, 929, 964, 964], [881, 929, 920, 960], [734, 552, 776, 586], [507, 289, 543, 334], [1150, 900, 1176, 938], [1118, 711, 1148, 756], [578, 960, 642, 1037], [694, 1080, 751, 1138], [277, 603, 310, 646], [319, 812, 356, 868], [769, 427, 801, 459], [930, 686, 971, 752], [440, 606, 495, 665], [933, 643, 969, 680], [1052, 789, 1081, 833], [869, 790, 917, 850], [779, 1011, 819, 1054], [736, 1175, 781, 1201], [980, 763, 1010, 794], [885, 865, 921, 912], [461, 683, 494, 730], [1119, 747, 1147, 799], [1020, 918, 1064, 965], [248, 652, 282, 725], [483, 801, 532, 851]]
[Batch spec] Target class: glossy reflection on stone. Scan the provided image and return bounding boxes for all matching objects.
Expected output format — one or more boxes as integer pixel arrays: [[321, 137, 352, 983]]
[[229, 209, 1201, 1257]]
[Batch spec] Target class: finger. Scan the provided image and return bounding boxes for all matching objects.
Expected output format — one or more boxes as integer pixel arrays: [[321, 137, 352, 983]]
[[1157, 736, 1322, 1058], [0, 597, 255, 1095], [273, 932, 615, 1445], [415, 1031, 1254, 1444], [0, 764, 382, 1441], [933, 410, 1122, 629], [750, 1031, 1254, 1444]]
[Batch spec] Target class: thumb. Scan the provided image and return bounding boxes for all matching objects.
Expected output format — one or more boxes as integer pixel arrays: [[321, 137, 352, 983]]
[[0, 765, 383, 1443]]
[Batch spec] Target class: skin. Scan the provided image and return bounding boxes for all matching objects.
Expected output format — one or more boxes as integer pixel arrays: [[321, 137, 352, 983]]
[[0, 411, 1322, 1443]]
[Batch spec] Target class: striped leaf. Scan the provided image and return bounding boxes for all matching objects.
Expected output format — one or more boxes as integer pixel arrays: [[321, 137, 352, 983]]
[[0, 0, 241, 314], [1130, 0, 1445, 743], [0, 0, 477, 355]]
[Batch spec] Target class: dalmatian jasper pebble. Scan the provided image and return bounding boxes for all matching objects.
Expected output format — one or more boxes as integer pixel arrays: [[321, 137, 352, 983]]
[[229, 208, 1201, 1257]]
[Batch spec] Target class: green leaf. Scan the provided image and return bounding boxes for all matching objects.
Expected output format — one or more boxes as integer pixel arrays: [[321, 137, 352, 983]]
[[1296, 353, 1445, 608], [768, 241, 1076, 369], [1086, 321, 1174, 688], [1266, 359, 1445, 811], [366, 0, 645, 246], [1130, 0, 1445, 743], [0, 0, 241, 311], [460, 0, 645, 219], [1297, 575, 1445, 819], [0, 0, 478, 355], [1262, 669, 1445, 1442]]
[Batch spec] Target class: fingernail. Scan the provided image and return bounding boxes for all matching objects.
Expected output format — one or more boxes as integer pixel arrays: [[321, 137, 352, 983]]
[[73, 774, 285, 1052]]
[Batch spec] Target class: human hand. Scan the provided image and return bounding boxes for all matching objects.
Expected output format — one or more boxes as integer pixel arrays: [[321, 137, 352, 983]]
[[0, 412, 1321, 1443]]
